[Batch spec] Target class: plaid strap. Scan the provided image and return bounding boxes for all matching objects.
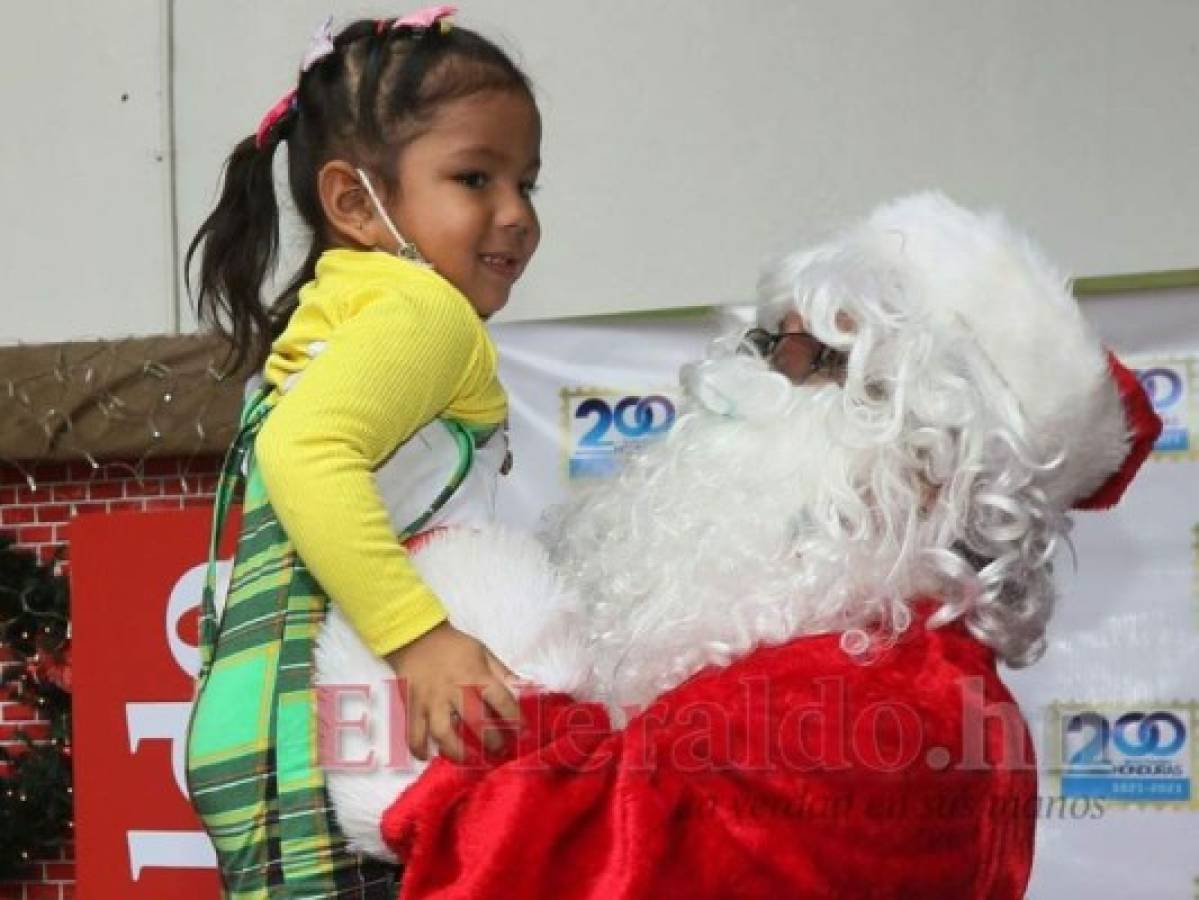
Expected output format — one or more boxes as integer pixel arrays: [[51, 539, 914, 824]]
[[198, 385, 275, 676]]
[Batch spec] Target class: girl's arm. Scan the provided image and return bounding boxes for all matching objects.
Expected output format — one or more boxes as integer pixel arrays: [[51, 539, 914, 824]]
[[255, 278, 500, 654], [255, 278, 520, 761]]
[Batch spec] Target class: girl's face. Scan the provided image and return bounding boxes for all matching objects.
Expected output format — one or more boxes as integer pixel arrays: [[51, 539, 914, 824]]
[[384, 89, 542, 319]]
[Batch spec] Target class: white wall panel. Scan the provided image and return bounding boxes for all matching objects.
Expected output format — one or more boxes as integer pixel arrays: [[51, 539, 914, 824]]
[[3, 2, 1197, 343], [174, 0, 1199, 327], [1, 1, 172, 344]]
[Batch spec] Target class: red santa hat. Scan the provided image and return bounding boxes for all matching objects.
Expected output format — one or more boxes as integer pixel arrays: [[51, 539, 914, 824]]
[[773, 192, 1161, 511]]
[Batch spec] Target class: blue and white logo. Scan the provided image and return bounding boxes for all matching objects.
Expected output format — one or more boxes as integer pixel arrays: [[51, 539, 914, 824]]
[[563, 390, 677, 479], [1058, 707, 1192, 804], [1138, 365, 1190, 454]]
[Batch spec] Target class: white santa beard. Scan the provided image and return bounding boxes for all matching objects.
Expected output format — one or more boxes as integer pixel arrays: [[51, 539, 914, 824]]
[[546, 360, 942, 717]]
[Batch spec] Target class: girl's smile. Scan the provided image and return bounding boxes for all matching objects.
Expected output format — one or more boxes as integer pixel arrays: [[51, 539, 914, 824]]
[[479, 252, 523, 281]]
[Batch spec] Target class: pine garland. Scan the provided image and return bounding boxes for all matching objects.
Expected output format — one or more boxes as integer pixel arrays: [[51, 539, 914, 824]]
[[0, 534, 72, 879]]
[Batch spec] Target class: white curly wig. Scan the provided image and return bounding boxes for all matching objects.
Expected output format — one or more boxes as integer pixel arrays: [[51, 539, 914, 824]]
[[546, 193, 1128, 714]]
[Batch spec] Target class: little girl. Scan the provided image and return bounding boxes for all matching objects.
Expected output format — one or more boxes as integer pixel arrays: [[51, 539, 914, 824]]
[[183, 8, 540, 897]]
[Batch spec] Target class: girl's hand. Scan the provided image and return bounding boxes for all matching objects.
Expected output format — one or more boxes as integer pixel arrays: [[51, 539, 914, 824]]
[[385, 622, 521, 764]]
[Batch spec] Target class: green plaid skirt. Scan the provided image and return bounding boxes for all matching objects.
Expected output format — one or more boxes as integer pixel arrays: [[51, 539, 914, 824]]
[[185, 387, 399, 899]]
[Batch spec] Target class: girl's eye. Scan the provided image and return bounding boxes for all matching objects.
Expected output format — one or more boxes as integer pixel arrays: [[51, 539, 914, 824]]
[[520, 180, 540, 198], [455, 172, 489, 189]]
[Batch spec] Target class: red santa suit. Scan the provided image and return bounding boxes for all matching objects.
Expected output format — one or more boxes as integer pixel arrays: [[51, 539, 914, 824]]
[[383, 604, 1036, 900]]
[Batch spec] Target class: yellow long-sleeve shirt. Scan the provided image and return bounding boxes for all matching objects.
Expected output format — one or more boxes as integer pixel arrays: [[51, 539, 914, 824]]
[[255, 248, 507, 656]]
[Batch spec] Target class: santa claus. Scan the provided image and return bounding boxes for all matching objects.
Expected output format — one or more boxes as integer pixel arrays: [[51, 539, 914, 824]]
[[316, 192, 1160, 899]]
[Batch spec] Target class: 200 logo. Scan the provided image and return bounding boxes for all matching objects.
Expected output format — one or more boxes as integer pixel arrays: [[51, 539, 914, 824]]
[[1066, 710, 1187, 764], [575, 395, 677, 446]]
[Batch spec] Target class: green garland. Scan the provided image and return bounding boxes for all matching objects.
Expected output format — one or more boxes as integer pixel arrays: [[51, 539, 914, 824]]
[[0, 534, 72, 879]]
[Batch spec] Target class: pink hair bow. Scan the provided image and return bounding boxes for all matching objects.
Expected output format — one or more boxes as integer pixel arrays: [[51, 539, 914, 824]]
[[391, 4, 457, 31], [254, 16, 338, 149], [301, 15, 336, 71]]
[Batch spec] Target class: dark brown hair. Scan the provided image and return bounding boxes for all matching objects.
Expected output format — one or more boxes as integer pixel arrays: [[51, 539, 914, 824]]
[[186, 19, 533, 372]]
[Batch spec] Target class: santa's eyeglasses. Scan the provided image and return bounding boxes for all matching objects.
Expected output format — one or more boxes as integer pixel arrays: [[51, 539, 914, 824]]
[[739, 327, 847, 380]]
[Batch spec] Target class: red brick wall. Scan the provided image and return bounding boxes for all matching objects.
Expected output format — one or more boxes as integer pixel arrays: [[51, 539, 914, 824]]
[[0, 456, 221, 900]]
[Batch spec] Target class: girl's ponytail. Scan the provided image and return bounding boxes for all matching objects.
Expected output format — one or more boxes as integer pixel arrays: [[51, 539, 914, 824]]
[[185, 134, 284, 374]]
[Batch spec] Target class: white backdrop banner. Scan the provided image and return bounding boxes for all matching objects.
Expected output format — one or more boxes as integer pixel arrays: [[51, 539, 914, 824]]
[[491, 307, 1199, 900]]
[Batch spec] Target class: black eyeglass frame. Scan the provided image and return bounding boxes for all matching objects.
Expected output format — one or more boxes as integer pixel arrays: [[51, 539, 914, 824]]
[[740, 327, 847, 377]]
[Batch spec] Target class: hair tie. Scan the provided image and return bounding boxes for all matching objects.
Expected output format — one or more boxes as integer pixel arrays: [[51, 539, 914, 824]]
[[254, 90, 297, 149], [253, 16, 338, 150]]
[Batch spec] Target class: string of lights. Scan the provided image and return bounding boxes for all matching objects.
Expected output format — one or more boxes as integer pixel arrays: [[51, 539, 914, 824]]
[[0, 333, 246, 489], [0, 537, 71, 876]]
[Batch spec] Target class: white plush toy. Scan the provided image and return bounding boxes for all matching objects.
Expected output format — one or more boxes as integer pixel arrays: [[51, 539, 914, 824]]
[[314, 525, 589, 861]]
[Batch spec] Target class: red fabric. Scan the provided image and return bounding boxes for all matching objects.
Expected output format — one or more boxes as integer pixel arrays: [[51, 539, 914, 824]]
[[403, 527, 452, 553], [382, 605, 1037, 899], [1075, 352, 1163, 510]]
